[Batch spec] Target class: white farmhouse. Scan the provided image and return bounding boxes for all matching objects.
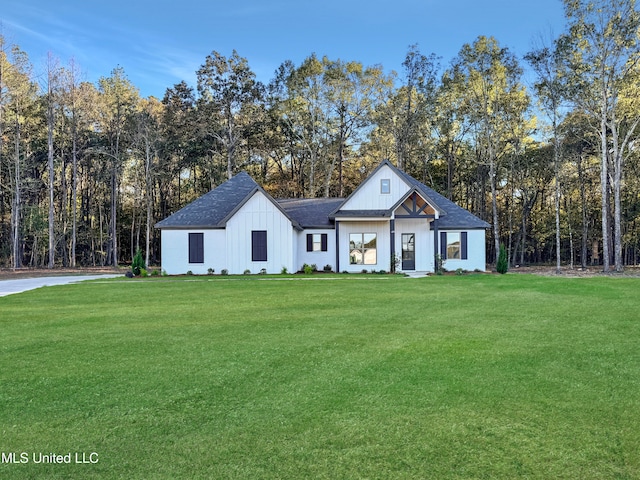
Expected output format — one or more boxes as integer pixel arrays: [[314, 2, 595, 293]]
[[155, 160, 490, 275]]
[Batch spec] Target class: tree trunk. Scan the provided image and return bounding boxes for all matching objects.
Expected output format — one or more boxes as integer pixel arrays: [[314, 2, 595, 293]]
[[12, 112, 22, 269], [577, 154, 588, 269], [600, 90, 610, 272], [47, 70, 55, 269]]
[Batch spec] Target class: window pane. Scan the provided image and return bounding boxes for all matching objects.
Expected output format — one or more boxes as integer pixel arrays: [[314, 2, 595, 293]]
[[447, 232, 460, 259], [349, 234, 362, 249], [381, 179, 390, 194], [364, 233, 376, 248], [313, 233, 321, 251], [350, 249, 363, 264], [364, 248, 377, 264]]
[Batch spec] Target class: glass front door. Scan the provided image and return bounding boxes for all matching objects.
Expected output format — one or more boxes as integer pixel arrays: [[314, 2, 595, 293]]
[[402, 233, 415, 270]]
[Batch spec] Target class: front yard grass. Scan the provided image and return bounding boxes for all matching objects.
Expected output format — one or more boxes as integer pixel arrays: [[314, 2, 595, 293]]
[[1, 274, 639, 479]]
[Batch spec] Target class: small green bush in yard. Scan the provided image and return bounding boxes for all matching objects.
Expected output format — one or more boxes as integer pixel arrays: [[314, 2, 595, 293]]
[[497, 243, 508, 274], [131, 248, 146, 276]]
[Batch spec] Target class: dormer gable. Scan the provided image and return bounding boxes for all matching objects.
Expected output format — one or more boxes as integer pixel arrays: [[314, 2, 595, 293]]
[[334, 160, 413, 213]]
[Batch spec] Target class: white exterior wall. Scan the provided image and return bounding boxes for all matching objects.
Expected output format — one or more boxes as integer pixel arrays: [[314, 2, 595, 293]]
[[394, 218, 434, 272], [338, 221, 391, 273], [225, 191, 295, 274], [341, 165, 409, 211], [296, 229, 336, 272], [441, 229, 487, 272], [160, 229, 226, 275]]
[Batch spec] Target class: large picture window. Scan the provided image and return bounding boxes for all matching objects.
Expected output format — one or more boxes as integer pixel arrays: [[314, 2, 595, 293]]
[[252, 230, 267, 261], [189, 233, 204, 263], [349, 233, 377, 265]]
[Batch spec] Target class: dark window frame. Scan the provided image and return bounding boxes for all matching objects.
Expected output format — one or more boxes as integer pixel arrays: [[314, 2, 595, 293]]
[[189, 232, 204, 264], [440, 231, 468, 260], [252, 230, 268, 262], [306, 233, 328, 252]]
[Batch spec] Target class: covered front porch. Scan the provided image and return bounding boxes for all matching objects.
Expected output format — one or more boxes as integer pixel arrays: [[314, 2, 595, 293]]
[[333, 190, 442, 273]]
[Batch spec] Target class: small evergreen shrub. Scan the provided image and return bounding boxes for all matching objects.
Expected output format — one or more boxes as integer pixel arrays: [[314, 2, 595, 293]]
[[150, 269, 160, 277], [390, 253, 400, 273], [303, 264, 313, 275], [281, 266, 288, 274], [132, 249, 146, 276], [207, 268, 215, 275], [125, 271, 134, 278], [311, 264, 318, 272], [186, 270, 193, 276], [455, 268, 464, 276], [323, 264, 332, 272], [497, 244, 509, 274], [221, 269, 229, 276], [361, 269, 368, 274], [259, 268, 267, 275], [140, 268, 149, 278], [243, 269, 251, 275]]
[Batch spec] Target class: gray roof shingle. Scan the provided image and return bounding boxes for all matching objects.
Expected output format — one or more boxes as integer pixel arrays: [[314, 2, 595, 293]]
[[155, 172, 261, 229], [277, 198, 344, 228]]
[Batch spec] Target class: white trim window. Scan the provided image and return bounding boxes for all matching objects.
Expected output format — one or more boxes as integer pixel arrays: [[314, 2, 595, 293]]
[[349, 233, 377, 265]]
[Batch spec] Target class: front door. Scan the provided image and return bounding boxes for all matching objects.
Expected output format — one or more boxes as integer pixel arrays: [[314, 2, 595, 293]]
[[402, 233, 415, 270]]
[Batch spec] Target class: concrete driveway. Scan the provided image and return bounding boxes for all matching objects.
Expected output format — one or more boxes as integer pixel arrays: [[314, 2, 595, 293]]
[[0, 274, 122, 297]]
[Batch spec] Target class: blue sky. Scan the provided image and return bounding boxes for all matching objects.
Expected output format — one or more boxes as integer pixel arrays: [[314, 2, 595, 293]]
[[3, 0, 567, 99]]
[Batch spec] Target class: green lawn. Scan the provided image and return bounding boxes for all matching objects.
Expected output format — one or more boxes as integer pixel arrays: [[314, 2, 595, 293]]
[[1, 274, 639, 479]]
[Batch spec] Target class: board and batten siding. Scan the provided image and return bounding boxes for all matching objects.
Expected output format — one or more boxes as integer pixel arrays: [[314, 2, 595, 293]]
[[340, 164, 409, 211], [439, 229, 486, 272], [225, 191, 295, 274], [160, 229, 226, 275], [296, 229, 336, 272]]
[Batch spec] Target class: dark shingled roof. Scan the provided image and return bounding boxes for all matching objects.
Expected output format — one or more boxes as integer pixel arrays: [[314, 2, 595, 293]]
[[155, 172, 262, 229], [396, 168, 491, 229], [155, 162, 490, 231], [277, 198, 344, 228]]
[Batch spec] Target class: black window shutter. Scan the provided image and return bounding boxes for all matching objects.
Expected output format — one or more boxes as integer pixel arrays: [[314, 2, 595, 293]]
[[321, 234, 328, 252], [252, 231, 267, 261], [189, 233, 204, 263], [461, 232, 468, 260], [307, 234, 313, 252], [440, 232, 447, 259]]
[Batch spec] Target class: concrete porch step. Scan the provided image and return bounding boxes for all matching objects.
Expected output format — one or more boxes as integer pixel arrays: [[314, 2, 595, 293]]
[[403, 271, 430, 278]]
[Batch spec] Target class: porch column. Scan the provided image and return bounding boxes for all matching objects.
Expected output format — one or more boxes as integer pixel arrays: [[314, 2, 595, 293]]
[[390, 219, 396, 273], [433, 218, 439, 272], [335, 220, 340, 273]]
